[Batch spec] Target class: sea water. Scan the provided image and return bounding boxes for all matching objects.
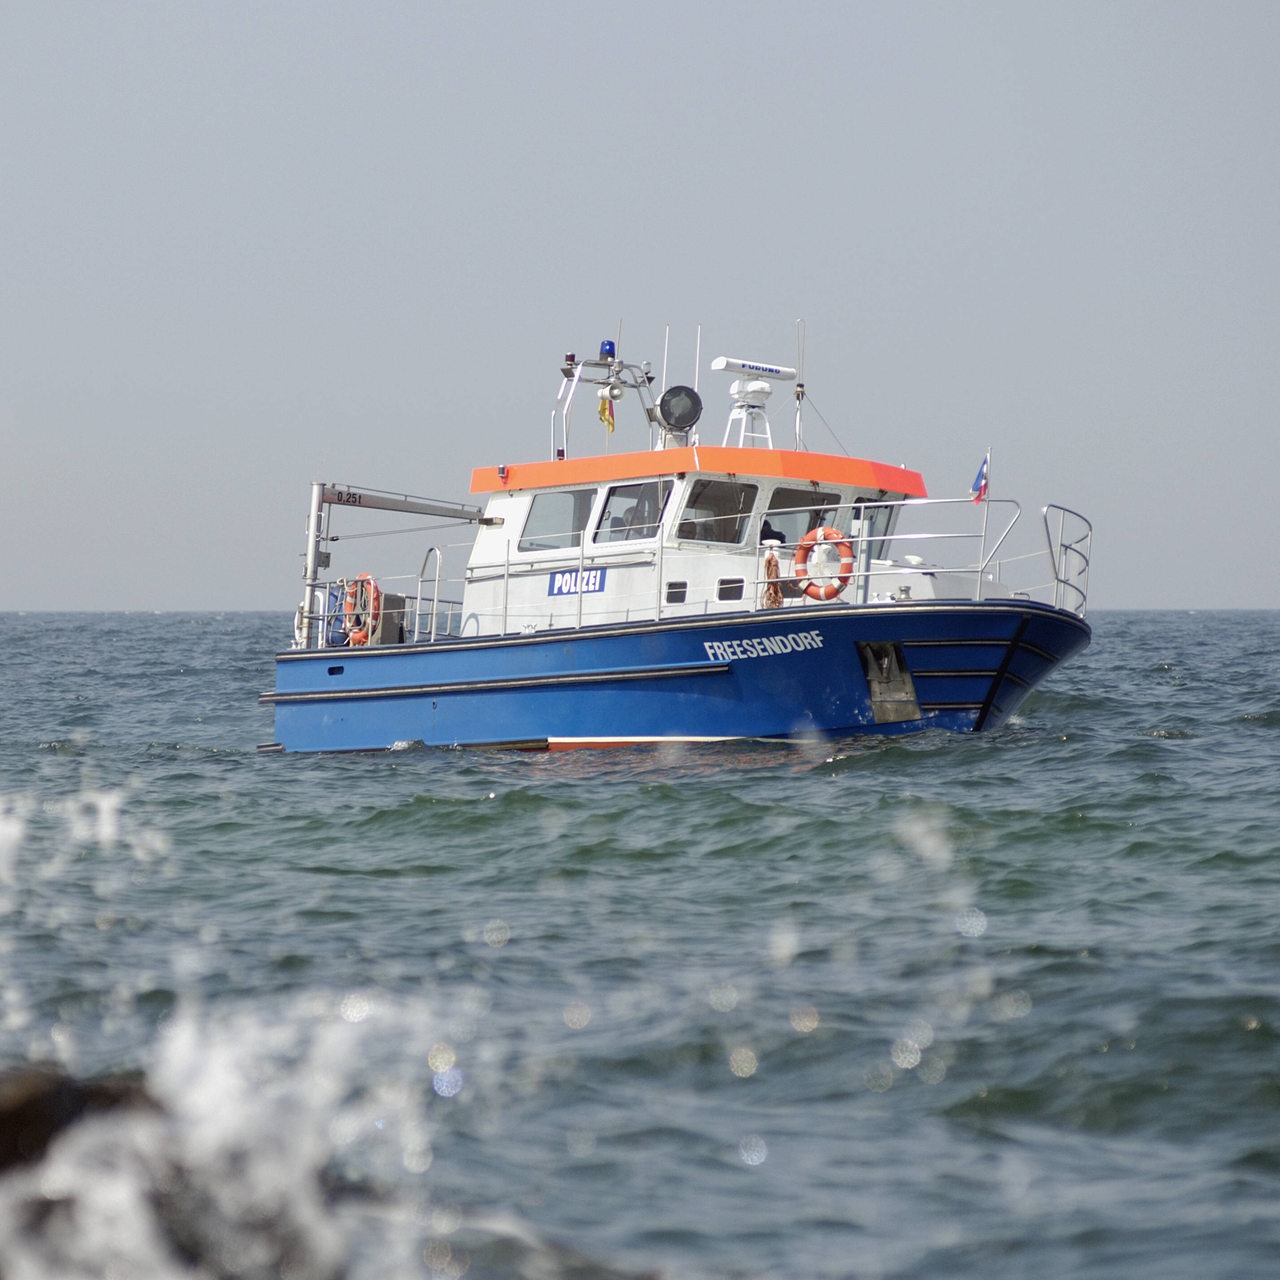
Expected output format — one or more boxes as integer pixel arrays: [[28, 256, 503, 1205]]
[[0, 611, 1277, 1279]]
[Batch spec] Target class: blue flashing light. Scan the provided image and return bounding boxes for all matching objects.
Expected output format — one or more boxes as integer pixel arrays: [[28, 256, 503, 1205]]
[[599, 339, 616, 360]]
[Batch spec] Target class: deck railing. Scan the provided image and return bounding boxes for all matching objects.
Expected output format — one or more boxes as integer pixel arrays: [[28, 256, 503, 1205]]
[[291, 495, 1092, 650]]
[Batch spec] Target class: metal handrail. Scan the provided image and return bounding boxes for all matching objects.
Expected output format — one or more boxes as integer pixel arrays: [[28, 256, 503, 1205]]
[[300, 493, 1091, 650], [1042, 504, 1092, 614], [413, 546, 443, 643]]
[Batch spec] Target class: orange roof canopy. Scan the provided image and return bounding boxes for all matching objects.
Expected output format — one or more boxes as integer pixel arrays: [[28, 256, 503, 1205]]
[[472, 446, 927, 498]]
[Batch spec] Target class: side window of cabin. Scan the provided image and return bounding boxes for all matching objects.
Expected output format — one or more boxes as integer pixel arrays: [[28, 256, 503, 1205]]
[[857, 498, 892, 541], [518, 489, 597, 552], [594, 480, 672, 544], [675, 480, 759, 544], [856, 495, 893, 558], [762, 487, 840, 547]]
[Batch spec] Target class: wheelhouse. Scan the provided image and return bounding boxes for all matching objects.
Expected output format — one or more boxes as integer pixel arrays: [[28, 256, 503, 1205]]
[[460, 447, 927, 636]]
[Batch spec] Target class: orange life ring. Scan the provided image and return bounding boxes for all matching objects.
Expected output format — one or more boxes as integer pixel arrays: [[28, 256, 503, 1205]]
[[793, 527, 855, 601], [343, 573, 381, 645]]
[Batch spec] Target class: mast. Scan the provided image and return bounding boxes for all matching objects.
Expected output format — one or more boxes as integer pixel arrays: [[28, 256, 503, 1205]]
[[301, 482, 327, 649], [794, 318, 807, 449]]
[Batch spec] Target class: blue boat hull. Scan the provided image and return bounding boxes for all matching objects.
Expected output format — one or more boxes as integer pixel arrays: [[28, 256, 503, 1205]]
[[261, 601, 1090, 752]]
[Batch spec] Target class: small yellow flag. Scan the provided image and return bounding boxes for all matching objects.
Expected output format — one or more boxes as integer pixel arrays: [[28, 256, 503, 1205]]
[[598, 396, 615, 431]]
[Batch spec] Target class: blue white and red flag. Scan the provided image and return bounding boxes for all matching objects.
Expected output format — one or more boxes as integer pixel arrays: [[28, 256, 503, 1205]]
[[970, 451, 990, 504]]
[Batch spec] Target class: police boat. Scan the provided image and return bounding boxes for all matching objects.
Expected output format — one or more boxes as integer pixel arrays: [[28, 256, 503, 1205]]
[[260, 337, 1092, 752]]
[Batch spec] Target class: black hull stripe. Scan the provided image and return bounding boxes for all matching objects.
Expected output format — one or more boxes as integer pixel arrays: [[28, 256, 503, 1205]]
[[911, 669, 1001, 679], [262, 660, 731, 706], [976, 616, 1030, 731]]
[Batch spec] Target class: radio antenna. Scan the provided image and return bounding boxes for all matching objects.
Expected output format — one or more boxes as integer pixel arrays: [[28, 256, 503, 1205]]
[[794, 318, 807, 449]]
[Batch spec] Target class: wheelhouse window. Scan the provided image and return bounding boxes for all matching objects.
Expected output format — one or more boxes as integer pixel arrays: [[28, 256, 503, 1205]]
[[675, 480, 759, 544], [762, 487, 841, 547], [854, 496, 893, 537], [594, 480, 672, 544], [518, 488, 597, 552], [854, 495, 895, 559]]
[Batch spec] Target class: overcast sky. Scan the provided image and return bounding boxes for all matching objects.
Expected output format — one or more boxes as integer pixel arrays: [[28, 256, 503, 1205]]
[[4, 1, 1277, 611]]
